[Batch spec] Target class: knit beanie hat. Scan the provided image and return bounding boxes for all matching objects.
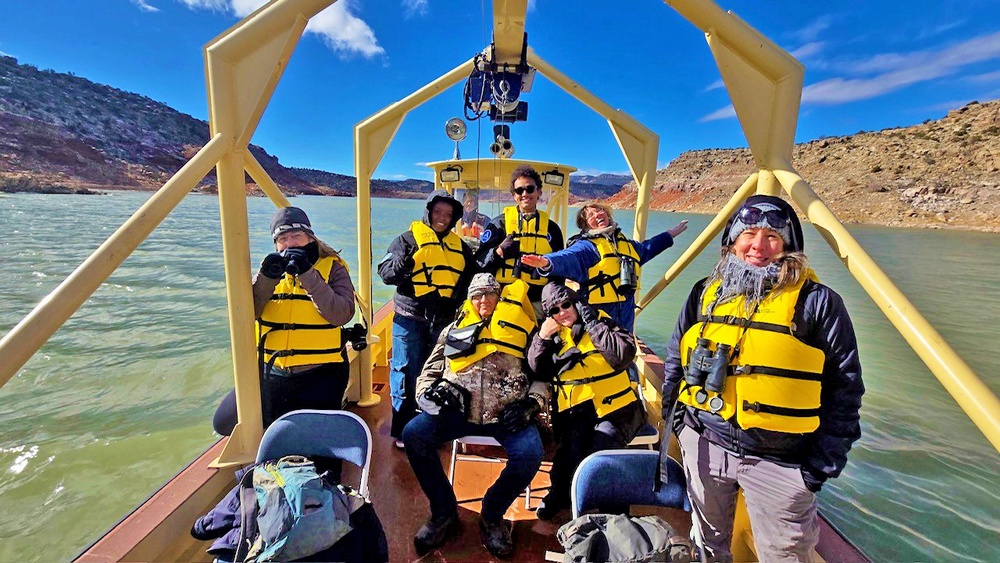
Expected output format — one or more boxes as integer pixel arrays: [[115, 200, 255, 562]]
[[468, 273, 501, 298], [721, 195, 803, 253], [270, 207, 314, 241]]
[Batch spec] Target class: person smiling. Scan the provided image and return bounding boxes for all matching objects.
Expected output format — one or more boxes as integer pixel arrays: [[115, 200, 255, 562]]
[[659, 195, 864, 563], [520, 201, 687, 331], [475, 165, 565, 313], [378, 190, 475, 447]]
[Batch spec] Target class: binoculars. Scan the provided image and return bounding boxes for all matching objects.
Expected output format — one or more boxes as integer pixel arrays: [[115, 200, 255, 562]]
[[342, 323, 368, 351], [618, 258, 638, 292], [685, 338, 731, 400], [512, 259, 541, 280]]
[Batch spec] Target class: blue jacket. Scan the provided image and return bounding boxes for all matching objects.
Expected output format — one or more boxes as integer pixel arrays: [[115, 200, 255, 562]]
[[660, 277, 864, 488], [543, 228, 676, 330]]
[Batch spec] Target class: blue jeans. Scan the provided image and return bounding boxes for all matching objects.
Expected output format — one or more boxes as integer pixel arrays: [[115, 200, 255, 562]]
[[402, 410, 544, 522], [389, 315, 445, 438]]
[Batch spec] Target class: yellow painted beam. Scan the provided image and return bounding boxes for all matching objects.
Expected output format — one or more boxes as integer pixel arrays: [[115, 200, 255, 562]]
[[492, 0, 528, 65], [0, 134, 228, 390], [243, 150, 292, 208], [773, 164, 1000, 454], [353, 58, 476, 407], [637, 172, 758, 312]]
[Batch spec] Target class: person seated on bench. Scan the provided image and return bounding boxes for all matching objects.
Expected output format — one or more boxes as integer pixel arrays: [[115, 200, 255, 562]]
[[527, 282, 644, 521], [402, 273, 549, 559]]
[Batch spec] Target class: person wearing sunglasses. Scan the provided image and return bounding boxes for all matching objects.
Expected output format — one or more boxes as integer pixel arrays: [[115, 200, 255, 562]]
[[659, 195, 864, 563], [475, 165, 565, 315], [520, 201, 688, 332], [377, 190, 476, 448], [402, 274, 548, 559], [526, 282, 643, 521]]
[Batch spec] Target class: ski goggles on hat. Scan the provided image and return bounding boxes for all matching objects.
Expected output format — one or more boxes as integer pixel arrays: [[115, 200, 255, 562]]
[[737, 206, 789, 229]]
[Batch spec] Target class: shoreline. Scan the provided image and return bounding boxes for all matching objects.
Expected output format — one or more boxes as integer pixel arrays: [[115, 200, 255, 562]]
[[3, 184, 997, 233]]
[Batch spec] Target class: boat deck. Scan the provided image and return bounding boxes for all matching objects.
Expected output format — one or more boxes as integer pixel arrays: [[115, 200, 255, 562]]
[[348, 371, 692, 562]]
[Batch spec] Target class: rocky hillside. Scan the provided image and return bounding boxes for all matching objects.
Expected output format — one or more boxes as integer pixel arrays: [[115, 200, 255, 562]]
[[605, 100, 1000, 231]]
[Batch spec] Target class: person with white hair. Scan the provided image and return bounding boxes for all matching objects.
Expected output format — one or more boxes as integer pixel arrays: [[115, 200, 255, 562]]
[[660, 195, 864, 563], [402, 274, 548, 559]]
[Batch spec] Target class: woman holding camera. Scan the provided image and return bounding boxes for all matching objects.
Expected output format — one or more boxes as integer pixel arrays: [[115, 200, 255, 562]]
[[212, 206, 356, 435], [526, 282, 644, 520], [519, 202, 687, 331], [660, 195, 864, 563]]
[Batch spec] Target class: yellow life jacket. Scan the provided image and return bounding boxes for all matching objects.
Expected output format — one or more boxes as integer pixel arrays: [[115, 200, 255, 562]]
[[583, 231, 641, 305], [677, 270, 825, 434], [447, 280, 537, 373], [553, 310, 638, 417], [409, 220, 466, 298], [496, 206, 553, 286], [256, 255, 348, 369]]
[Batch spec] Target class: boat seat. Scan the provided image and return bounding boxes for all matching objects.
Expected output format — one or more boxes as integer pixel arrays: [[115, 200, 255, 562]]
[[256, 409, 373, 499], [628, 422, 660, 449], [448, 436, 534, 509], [571, 449, 689, 518]]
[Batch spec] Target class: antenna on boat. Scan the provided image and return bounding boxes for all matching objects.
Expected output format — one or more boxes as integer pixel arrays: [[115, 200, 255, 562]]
[[445, 117, 467, 160]]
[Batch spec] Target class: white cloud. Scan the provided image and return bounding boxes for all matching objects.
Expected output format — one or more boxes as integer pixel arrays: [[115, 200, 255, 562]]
[[965, 69, 1000, 84], [803, 31, 1000, 105], [703, 79, 724, 92], [132, 0, 160, 12], [789, 41, 824, 61], [700, 30, 1000, 120], [790, 16, 833, 43], [402, 0, 427, 17], [178, 0, 384, 59], [699, 105, 736, 122]]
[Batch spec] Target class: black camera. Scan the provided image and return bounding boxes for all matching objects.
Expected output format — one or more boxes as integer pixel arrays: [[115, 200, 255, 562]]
[[424, 378, 471, 414], [342, 323, 368, 351], [685, 339, 731, 395], [618, 257, 638, 292], [278, 249, 301, 275]]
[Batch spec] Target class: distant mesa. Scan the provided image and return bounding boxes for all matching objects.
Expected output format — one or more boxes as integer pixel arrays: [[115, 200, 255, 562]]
[[1, 55, 997, 231]]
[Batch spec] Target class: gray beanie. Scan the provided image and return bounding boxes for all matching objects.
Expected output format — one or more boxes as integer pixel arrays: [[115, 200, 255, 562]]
[[468, 273, 501, 298], [270, 207, 314, 241]]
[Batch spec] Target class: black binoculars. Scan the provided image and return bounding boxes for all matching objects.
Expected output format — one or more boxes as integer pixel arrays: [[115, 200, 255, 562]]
[[618, 258, 638, 292], [685, 338, 731, 396], [342, 323, 368, 351]]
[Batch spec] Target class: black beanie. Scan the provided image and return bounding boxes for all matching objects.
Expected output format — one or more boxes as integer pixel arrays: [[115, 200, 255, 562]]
[[270, 207, 314, 241]]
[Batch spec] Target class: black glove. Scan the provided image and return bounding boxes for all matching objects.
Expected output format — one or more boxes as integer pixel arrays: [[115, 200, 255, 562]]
[[499, 398, 541, 433], [260, 252, 286, 279], [801, 467, 825, 493], [398, 254, 415, 277], [282, 247, 312, 275], [575, 301, 601, 327], [498, 235, 520, 258]]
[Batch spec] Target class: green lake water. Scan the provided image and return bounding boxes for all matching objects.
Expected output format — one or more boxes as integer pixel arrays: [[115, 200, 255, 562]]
[[0, 192, 997, 562]]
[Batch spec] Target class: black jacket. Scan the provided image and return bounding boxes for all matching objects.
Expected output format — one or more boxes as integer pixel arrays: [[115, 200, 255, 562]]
[[378, 191, 474, 324], [661, 277, 864, 487], [474, 209, 565, 302]]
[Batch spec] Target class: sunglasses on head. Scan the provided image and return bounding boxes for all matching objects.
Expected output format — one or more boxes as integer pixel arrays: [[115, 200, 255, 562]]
[[547, 301, 574, 317], [513, 185, 537, 195], [737, 206, 789, 230]]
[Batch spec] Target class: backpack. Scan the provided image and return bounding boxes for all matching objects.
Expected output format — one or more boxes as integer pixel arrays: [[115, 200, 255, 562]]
[[557, 513, 692, 563], [235, 455, 365, 563]]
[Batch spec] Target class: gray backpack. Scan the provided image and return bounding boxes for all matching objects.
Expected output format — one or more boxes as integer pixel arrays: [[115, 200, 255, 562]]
[[557, 513, 692, 563]]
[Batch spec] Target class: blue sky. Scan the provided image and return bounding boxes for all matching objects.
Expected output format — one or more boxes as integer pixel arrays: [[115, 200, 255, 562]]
[[2, 0, 999, 181]]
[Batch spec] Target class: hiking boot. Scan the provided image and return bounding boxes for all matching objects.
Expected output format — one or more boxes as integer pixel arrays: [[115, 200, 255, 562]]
[[413, 512, 459, 555], [535, 493, 569, 521], [479, 516, 513, 558]]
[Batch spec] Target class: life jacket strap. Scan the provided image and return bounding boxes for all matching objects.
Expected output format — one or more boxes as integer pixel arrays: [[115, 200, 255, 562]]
[[258, 320, 334, 331], [742, 400, 820, 418], [734, 364, 824, 382], [701, 314, 790, 334], [270, 293, 312, 302]]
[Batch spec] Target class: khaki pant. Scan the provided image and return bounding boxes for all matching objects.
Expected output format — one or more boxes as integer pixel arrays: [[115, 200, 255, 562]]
[[678, 425, 819, 563]]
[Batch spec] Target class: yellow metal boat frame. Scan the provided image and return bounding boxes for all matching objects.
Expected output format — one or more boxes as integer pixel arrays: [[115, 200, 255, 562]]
[[0, 0, 996, 487]]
